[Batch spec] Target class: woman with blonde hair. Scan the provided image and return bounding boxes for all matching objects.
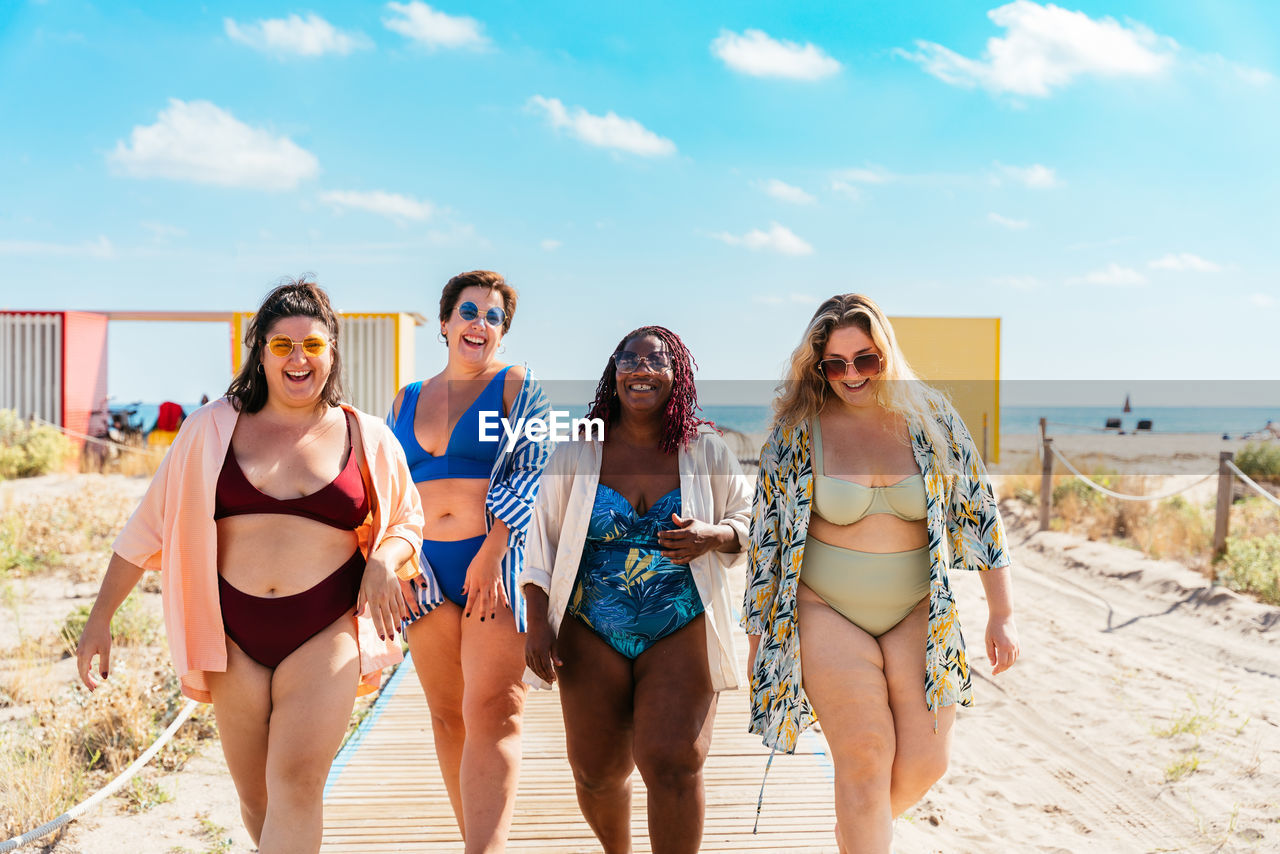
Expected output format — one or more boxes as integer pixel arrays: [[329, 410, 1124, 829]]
[[78, 279, 423, 854], [744, 293, 1019, 852]]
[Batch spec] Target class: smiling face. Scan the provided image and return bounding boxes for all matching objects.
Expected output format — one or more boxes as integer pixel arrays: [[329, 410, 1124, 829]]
[[442, 285, 505, 368], [822, 324, 883, 409], [260, 315, 334, 410], [614, 334, 674, 419]]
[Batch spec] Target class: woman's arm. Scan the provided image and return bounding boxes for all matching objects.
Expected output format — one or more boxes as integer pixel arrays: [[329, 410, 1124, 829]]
[[76, 552, 146, 690], [979, 565, 1019, 674]]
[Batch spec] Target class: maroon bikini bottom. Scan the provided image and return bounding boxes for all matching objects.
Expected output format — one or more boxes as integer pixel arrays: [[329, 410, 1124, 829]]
[[219, 549, 365, 668]]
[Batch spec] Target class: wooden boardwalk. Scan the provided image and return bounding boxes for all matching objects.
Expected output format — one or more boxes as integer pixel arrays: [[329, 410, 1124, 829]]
[[321, 651, 838, 852]]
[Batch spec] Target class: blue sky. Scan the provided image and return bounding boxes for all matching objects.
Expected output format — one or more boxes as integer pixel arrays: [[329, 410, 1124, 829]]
[[1, 1, 1277, 407]]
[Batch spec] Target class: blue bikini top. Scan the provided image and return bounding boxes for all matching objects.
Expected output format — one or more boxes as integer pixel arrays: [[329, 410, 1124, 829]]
[[391, 367, 510, 483]]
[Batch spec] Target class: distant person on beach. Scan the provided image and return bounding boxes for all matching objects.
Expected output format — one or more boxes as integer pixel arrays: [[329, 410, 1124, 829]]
[[522, 326, 752, 853], [744, 293, 1019, 852], [77, 279, 424, 854], [386, 270, 552, 851]]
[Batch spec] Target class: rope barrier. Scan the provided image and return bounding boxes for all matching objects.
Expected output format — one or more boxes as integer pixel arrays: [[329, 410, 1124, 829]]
[[33, 417, 155, 457], [0, 699, 199, 852], [1048, 446, 1216, 501], [1225, 460, 1280, 510]]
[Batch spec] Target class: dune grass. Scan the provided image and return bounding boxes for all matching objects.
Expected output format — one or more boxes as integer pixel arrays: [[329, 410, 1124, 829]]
[[995, 459, 1279, 581]]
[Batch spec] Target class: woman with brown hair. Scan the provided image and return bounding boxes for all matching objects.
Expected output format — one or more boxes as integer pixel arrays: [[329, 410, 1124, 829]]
[[522, 325, 751, 853], [387, 270, 552, 852], [744, 293, 1019, 852], [77, 279, 423, 854]]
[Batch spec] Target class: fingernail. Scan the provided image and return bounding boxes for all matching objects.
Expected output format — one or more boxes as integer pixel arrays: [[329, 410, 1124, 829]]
[[380, 634, 386, 641], [480, 616, 485, 622]]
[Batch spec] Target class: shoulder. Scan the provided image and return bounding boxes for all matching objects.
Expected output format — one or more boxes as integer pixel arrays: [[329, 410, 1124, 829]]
[[687, 428, 732, 462], [343, 404, 398, 451], [502, 363, 528, 407]]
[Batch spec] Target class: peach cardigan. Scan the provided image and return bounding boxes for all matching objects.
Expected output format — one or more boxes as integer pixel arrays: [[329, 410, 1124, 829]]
[[112, 398, 424, 702]]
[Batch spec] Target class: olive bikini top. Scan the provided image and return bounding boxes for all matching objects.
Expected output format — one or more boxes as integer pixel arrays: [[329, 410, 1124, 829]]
[[810, 418, 927, 526]]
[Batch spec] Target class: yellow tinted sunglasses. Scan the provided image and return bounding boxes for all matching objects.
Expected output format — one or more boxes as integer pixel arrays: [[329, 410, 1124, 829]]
[[266, 334, 329, 358]]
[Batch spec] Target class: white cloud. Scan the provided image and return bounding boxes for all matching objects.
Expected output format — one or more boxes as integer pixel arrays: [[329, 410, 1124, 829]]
[[224, 13, 367, 57], [900, 1, 1175, 97], [711, 223, 814, 256], [830, 181, 862, 201], [1148, 252, 1220, 272], [319, 190, 434, 222], [756, 178, 815, 205], [109, 99, 319, 190], [992, 275, 1042, 289], [1248, 293, 1276, 308], [141, 222, 186, 241], [540, 239, 561, 251], [0, 236, 114, 258], [994, 162, 1061, 188], [1067, 263, 1147, 286], [527, 96, 676, 157], [988, 212, 1029, 229], [383, 2, 488, 50], [834, 165, 898, 185], [711, 29, 841, 80]]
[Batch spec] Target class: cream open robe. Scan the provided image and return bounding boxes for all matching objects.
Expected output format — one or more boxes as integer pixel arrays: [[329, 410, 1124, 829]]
[[112, 398, 424, 703], [519, 428, 752, 691]]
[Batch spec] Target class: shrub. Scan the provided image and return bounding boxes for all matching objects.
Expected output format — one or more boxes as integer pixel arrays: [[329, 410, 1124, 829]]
[[1234, 442, 1280, 485], [0, 410, 71, 479], [1217, 534, 1280, 605]]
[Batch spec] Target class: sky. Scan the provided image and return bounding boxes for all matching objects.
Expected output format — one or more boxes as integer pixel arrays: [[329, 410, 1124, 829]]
[[1, 1, 1277, 408]]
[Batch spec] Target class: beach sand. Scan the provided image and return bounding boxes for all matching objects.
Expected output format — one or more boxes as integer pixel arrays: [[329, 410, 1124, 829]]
[[4, 472, 1277, 852]]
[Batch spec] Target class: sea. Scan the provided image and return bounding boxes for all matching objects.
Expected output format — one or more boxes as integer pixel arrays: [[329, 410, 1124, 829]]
[[116, 401, 1279, 439]]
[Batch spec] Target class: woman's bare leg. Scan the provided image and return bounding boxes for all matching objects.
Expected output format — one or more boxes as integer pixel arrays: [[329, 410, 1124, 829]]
[[632, 614, 717, 854], [881, 600, 956, 816], [798, 585, 895, 854], [556, 616, 637, 854], [406, 601, 467, 836], [206, 641, 273, 845], [457, 604, 529, 853]]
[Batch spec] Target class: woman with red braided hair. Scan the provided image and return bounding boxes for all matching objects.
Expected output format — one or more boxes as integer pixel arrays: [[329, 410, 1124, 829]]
[[520, 326, 752, 853]]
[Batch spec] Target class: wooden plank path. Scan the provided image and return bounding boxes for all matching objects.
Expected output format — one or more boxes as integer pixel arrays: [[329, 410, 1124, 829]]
[[321, 649, 839, 852]]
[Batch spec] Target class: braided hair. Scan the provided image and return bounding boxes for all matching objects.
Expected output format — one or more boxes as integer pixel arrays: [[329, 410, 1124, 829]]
[[585, 325, 711, 454]]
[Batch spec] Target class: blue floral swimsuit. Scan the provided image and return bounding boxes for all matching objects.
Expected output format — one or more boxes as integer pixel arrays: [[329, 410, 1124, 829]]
[[567, 485, 703, 659]]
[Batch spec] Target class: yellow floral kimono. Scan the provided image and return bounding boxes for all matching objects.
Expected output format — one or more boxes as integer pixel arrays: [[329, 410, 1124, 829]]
[[742, 397, 1010, 753]]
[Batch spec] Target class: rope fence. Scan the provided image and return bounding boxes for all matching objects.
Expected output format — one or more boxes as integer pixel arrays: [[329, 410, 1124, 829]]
[[1047, 446, 1216, 502], [33, 416, 156, 457], [0, 700, 199, 852], [1225, 459, 1280, 510], [1035, 417, 1279, 556]]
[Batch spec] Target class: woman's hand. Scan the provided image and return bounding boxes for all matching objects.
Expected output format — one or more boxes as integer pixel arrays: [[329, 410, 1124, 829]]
[[658, 515, 733, 564], [358, 556, 410, 641], [524, 617, 561, 684], [76, 614, 113, 692], [399, 577, 423, 622], [462, 544, 508, 621], [986, 613, 1020, 675]]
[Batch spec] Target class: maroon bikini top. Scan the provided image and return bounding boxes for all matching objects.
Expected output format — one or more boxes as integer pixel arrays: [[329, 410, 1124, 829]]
[[214, 420, 370, 530]]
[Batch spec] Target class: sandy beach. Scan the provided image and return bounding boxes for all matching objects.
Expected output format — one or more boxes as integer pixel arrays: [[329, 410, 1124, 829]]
[[2, 462, 1277, 852]]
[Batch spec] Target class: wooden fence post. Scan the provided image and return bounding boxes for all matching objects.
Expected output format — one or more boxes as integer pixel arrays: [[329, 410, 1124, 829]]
[[1213, 451, 1235, 558], [1039, 434, 1054, 532]]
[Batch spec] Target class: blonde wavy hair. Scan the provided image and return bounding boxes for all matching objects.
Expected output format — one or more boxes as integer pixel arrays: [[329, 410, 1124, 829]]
[[772, 293, 956, 480]]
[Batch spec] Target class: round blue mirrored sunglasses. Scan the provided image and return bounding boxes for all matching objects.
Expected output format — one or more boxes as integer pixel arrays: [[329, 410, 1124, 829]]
[[457, 301, 506, 328]]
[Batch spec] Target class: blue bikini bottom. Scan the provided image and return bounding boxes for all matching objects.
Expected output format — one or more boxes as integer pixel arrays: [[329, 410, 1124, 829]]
[[406, 534, 487, 620]]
